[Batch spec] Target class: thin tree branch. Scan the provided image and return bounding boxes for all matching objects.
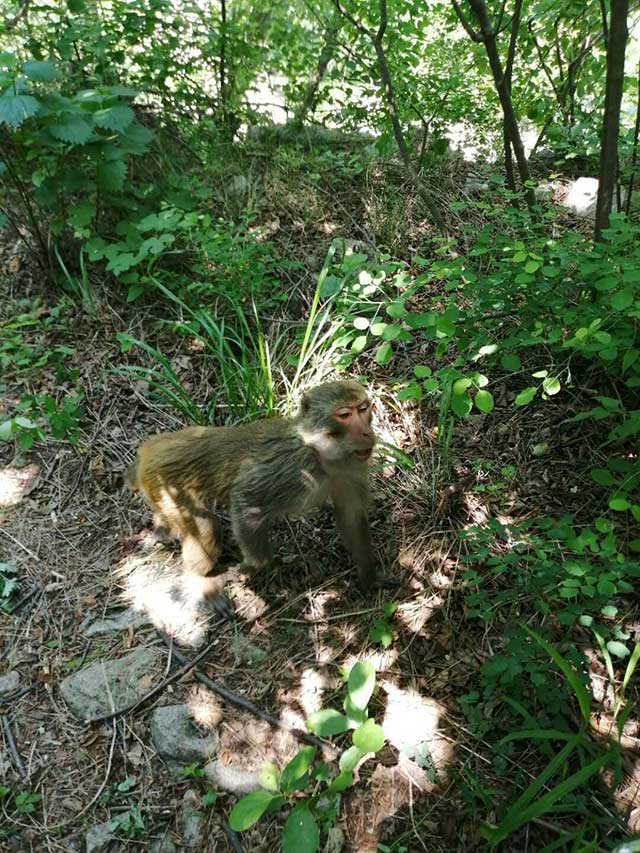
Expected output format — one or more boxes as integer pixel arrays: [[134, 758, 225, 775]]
[[451, 0, 481, 41]]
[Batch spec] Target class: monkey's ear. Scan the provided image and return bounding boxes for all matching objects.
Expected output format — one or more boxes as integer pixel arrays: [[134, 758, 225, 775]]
[[299, 393, 310, 415]]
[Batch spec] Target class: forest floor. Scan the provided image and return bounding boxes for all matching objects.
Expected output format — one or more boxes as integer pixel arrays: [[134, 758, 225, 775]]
[[0, 149, 635, 852]]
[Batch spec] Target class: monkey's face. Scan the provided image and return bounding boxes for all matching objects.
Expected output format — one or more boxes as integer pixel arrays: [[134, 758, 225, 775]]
[[331, 395, 376, 462], [299, 381, 376, 465]]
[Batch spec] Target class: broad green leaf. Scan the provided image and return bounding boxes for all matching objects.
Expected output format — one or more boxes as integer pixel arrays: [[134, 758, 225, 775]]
[[228, 791, 284, 832], [353, 316, 369, 330], [370, 322, 387, 336], [524, 260, 540, 273], [397, 382, 422, 401], [23, 60, 59, 82], [339, 745, 363, 772], [436, 315, 455, 337], [351, 335, 367, 353], [501, 353, 521, 372], [280, 746, 316, 793], [406, 312, 436, 328], [609, 497, 630, 511], [386, 301, 405, 319], [515, 386, 537, 406], [50, 116, 93, 144], [258, 762, 281, 792], [348, 661, 376, 711], [611, 288, 634, 311], [93, 104, 135, 133], [591, 468, 615, 486], [369, 618, 394, 647], [453, 377, 472, 395], [306, 709, 350, 737], [0, 94, 39, 129], [542, 376, 561, 396], [375, 342, 393, 365], [328, 769, 353, 793], [606, 641, 630, 659], [414, 364, 432, 378], [451, 392, 472, 417], [282, 803, 319, 853], [97, 159, 126, 191], [475, 389, 494, 413], [353, 719, 385, 753], [68, 201, 96, 229]]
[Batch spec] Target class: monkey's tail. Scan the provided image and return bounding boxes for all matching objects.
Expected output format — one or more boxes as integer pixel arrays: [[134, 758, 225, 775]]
[[126, 461, 139, 491]]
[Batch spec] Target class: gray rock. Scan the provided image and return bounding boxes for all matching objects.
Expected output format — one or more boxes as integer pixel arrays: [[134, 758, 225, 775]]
[[83, 608, 149, 637], [150, 705, 219, 764], [150, 835, 177, 853], [85, 820, 115, 853], [324, 826, 345, 853], [562, 177, 598, 219], [0, 671, 19, 696], [60, 647, 163, 722], [205, 759, 260, 794], [179, 790, 204, 849]]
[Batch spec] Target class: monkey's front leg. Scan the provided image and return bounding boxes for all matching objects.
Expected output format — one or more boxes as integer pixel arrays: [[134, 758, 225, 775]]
[[332, 490, 378, 591]]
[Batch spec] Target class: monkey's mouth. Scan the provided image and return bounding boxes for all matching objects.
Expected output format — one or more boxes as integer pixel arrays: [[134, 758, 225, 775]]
[[354, 448, 373, 461]]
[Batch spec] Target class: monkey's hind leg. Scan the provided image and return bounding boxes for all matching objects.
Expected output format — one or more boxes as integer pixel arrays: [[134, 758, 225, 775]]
[[181, 513, 222, 576]]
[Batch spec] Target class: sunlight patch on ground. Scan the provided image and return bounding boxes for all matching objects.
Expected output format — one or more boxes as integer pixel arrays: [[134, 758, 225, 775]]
[[117, 552, 215, 647], [396, 593, 445, 636], [342, 649, 399, 672], [343, 682, 453, 852], [297, 667, 330, 717], [187, 687, 223, 730], [0, 463, 40, 507]]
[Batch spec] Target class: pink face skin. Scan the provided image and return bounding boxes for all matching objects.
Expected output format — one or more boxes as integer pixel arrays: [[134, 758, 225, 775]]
[[333, 397, 375, 460]]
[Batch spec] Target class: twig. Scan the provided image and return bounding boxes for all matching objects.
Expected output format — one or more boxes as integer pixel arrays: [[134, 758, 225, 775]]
[[1, 715, 26, 778], [222, 818, 245, 853], [0, 527, 39, 561], [90, 630, 224, 724], [156, 630, 334, 754]]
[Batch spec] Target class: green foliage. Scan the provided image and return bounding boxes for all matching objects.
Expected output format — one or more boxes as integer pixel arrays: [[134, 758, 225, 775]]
[[230, 661, 385, 850], [0, 562, 20, 613]]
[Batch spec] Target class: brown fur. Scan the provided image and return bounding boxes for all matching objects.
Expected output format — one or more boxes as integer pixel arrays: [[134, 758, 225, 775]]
[[128, 380, 379, 590]]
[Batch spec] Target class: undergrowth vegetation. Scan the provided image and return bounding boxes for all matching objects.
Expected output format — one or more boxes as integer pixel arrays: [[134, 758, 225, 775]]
[[1, 0, 640, 851]]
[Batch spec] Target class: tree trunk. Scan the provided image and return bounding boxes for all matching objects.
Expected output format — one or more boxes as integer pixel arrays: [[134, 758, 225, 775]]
[[466, 0, 535, 207], [293, 15, 342, 127], [594, 0, 629, 240]]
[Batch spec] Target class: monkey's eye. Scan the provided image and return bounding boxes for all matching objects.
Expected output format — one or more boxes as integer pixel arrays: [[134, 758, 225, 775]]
[[358, 402, 369, 413], [336, 410, 351, 421]]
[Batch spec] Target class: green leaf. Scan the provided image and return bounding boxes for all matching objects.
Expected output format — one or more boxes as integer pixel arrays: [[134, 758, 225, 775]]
[[258, 762, 281, 792], [22, 60, 59, 82], [606, 641, 630, 659], [375, 342, 393, 365], [328, 769, 353, 793], [306, 709, 350, 737], [591, 468, 615, 486], [353, 316, 369, 330], [611, 288, 634, 311], [453, 377, 472, 395], [49, 116, 93, 144], [282, 803, 319, 853], [515, 386, 538, 406], [68, 201, 96, 229], [93, 105, 135, 133], [501, 353, 521, 372], [352, 719, 385, 753], [369, 618, 394, 648], [351, 335, 367, 353], [228, 791, 284, 831], [609, 497, 630, 511], [97, 159, 126, 191], [348, 661, 376, 711], [524, 260, 540, 274], [385, 301, 405, 319], [522, 625, 591, 722], [0, 94, 39, 129], [542, 376, 561, 396], [451, 392, 472, 418], [339, 745, 364, 772], [280, 746, 316, 793], [414, 364, 432, 378], [475, 389, 494, 413]]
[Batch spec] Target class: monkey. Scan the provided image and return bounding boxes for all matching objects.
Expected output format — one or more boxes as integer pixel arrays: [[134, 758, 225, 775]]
[[126, 380, 383, 609]]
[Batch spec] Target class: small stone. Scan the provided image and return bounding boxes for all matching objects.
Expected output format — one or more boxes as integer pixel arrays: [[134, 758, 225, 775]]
[[150, 705, 218, 764], [205, 760, 260, 794], [0, 671, 20, 696], [60, 647, 163, 722], [179, 790, 205, 849], [324, 826, 345, 853], [82, 608, 149, 636], [150, 835, 177, 853], [85, 820, 115, 853]]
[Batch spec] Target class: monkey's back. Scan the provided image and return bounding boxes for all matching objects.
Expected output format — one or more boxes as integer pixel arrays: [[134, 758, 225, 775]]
[[133, 419, 299, 506]]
